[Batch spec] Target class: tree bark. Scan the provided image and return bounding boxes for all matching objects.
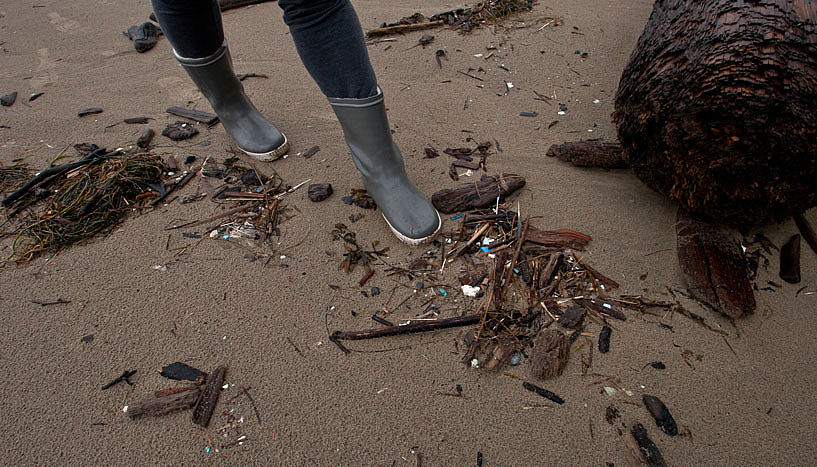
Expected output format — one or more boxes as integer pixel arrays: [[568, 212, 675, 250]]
[[614, 0, 817, 225]]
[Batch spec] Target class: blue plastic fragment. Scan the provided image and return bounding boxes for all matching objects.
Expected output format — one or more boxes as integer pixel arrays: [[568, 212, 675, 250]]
[[514, 268, 519, 274], [450, 214, 464, 220], [510, 351, 523, 366], [438, 288, 448, 297], [480, 246, 491, 252]]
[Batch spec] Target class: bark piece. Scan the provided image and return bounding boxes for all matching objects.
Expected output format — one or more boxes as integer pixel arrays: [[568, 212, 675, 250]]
[[526, 227, 591, 251], [1, 91, 17, 107], [546, 141, 628, 169], [126, 387, 201, 419], [166, 106, 219, 125], [137, 128, 155, 149], [192, 365, 227, 427], [160, 362, 206, 383], [624, 423, 667, 467], [125, 22, 161, 53], [529, 329, 570, 380], [676, 209, 755, 318], [308, 183, 333, 202], [614, 1, 817, 225], [162, 121, 199, 141], [779, 234, 801, 284], [431, 174, 525, 214], [598, 326, 612, 353], [642, 395, 678, 436], [557, 305, 585, 329]]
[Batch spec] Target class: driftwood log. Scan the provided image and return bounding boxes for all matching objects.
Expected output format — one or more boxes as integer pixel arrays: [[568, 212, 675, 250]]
[[676, 209, 755, 318], [431, 174, 525, 213], [614, 0, 817, 225]]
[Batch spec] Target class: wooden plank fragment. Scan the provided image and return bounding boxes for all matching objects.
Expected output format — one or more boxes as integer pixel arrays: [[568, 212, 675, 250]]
[[166, 106, 219, 125], [675, 209, 755, 318], [192, 365, 227, 427]]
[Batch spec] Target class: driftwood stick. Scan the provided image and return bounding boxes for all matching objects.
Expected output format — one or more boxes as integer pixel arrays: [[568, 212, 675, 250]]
[[151, 170, 197, 206], [366, 20, 445, 38], [126, 387, 201, 419], [794, 214, 817, 256], [192, 365, 227, 427], [2, 148, 114, 207], [167, 203, 250, 230], [331, 314, 480, 341]]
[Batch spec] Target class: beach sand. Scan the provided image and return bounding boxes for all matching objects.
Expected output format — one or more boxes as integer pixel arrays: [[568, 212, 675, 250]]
[[1, 0, 816, 465]]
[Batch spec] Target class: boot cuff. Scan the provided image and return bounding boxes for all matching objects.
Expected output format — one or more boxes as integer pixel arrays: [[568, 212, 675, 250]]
[[328, 87, 383, 108], [174, 40, 228, 66]]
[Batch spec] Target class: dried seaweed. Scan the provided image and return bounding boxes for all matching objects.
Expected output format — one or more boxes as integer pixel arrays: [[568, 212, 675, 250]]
[[5, 152, 163, 262], [0, 161, 34, 194]]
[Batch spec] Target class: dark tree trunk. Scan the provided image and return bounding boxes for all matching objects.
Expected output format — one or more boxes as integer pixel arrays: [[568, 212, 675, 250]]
[[614, 0, 817, 225]]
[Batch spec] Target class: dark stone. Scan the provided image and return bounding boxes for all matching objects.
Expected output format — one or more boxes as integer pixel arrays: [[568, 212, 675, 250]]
[[1, 91, 17, 107], [308, 183, 333, 202], [162, 121, 199, 141]]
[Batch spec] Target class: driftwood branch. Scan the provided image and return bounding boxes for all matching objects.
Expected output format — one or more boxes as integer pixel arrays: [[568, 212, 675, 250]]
[[126, 387, 201, 419], [366, 20, 444, 38], [331, 314, 480, 341]]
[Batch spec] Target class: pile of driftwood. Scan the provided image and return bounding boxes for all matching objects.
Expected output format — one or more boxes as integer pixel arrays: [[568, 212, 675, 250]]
[[330, 175, 692, 383]]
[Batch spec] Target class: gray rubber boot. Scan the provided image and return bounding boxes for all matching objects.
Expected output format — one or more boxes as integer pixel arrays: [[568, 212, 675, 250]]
[[329, 88, 441, 245], [176, 43, 288, 161]]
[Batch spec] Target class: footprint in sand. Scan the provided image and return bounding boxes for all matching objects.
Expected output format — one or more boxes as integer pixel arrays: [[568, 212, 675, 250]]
[[47, 12, 80, 34], [31, 48, 58, 88], [157, 76, 202, 104]]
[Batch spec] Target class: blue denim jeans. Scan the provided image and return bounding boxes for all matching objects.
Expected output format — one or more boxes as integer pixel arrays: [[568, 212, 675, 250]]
[[150, 0, 378, 98]]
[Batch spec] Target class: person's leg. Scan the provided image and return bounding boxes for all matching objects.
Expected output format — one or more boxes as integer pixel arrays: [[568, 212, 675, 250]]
[[278, 0, 376, 98], [150, 0, 289, 160], [151, 0, 224, 59], [279, 0, 440, 244]]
